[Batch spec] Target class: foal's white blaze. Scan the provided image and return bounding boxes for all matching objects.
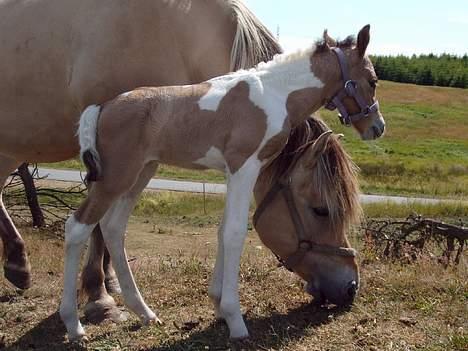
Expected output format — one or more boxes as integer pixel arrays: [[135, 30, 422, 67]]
[[194, 146, 226, 171]]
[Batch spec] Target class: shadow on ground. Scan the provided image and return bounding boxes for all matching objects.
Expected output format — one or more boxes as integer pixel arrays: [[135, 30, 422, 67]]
[[3, 302, 350, 351], [2, 312, 71, 351], [152, 303, 350, 351]]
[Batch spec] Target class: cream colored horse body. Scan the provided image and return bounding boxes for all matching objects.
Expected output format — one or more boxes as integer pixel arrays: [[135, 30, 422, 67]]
[[0, 0, 280, 298], [61, 26, 383, 340]]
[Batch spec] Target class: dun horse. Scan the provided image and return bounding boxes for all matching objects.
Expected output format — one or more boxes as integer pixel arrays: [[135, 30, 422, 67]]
[[60, 25, 384, 340], [0, 0, 281, 320]]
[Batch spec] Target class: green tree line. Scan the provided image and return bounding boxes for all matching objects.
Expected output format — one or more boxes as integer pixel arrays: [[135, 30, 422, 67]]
[[370, 54, 468, 88]]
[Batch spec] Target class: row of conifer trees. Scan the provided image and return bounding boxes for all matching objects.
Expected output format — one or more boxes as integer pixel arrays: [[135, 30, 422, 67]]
[[370, 54, 467, 89]]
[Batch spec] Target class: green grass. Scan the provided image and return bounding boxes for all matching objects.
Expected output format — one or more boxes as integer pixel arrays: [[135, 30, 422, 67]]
[[41, 81, 468, 199], [319, 81, 468, 199], [132, 191, 468, 222]]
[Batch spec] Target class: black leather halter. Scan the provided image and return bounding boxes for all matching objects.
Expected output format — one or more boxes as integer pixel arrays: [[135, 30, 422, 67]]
[[325, 47, 380, 126], [253, 141, 357, 272]]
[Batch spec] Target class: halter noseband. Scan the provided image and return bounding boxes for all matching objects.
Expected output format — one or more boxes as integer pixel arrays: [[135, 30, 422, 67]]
[[253, 143, 357, 272], [325, 47, 380, 126]]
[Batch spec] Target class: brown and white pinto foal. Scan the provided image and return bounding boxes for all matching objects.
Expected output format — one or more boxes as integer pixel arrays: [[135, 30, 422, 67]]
[[60, 25, 383, 340]]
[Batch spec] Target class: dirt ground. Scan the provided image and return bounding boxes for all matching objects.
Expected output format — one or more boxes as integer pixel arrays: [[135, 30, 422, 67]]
[[0, 214, 466, 351]]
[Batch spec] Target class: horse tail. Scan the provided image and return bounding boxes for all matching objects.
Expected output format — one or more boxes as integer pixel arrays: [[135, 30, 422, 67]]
[[229, 0, 283, 71], [78, 104, 102, 184]]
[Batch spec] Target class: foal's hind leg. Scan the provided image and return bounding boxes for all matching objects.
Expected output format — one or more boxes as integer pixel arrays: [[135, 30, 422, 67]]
[[81, 226, 127, 324], [103, 247, 121, 294], [0, 155, 31, 289], [98, 162, 160, 324]]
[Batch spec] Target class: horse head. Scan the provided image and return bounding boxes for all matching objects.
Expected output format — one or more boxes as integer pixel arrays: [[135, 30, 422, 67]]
[[254, 117, 362, 306], [314, 25, 385, 140]]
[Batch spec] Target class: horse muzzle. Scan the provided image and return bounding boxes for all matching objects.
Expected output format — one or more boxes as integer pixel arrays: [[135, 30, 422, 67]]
[[362, 115, 385, 140], [305, 277, 359, 306]]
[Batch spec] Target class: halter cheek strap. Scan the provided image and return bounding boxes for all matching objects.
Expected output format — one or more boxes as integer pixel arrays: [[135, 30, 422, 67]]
[[253, 177, 357, 272], [325, 48, 380, 126]]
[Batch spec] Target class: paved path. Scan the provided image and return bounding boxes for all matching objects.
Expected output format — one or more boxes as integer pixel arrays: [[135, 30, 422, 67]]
[[35, 167, 466, 205]]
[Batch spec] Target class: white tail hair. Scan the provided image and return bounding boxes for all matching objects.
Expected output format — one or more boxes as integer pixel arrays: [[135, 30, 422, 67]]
[[77, 105, 101, 182]]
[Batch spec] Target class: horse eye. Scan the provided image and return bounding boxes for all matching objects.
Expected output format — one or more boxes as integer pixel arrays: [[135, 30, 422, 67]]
[[312, 207, 329, 217], [369, 80, 378, 88]]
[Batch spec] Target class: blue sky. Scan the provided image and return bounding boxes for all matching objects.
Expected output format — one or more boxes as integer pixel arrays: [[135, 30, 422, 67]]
[[244, 0, 468, 56]]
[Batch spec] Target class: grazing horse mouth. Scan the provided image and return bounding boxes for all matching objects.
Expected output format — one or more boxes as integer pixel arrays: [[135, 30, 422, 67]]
[[305, 279, 359, 306]]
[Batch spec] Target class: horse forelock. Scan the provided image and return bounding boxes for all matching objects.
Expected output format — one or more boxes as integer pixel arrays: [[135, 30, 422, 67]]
[[313, 35, 357, 55], [261, 117, 362, 231]]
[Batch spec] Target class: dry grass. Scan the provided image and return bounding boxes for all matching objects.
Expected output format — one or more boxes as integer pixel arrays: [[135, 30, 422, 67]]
[[0, 212, 466, 351]]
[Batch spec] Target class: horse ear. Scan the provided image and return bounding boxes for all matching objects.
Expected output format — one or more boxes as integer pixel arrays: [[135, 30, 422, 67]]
[[357, 24, 370, 57], [323, 29, 337, 47], [305, 130, 333, 169]]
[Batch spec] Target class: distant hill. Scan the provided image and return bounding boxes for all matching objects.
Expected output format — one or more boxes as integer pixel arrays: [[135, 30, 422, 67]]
[[370, 54, 468, 89]]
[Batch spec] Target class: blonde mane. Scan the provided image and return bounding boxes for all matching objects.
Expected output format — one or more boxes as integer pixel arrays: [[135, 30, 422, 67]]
[[260, 116, 362, 230]]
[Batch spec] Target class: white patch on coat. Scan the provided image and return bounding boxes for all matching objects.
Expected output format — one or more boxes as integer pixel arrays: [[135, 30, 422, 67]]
[[198, 47, 324, 168], [194, 146, 226, 171], [120, 91, 132, 98]]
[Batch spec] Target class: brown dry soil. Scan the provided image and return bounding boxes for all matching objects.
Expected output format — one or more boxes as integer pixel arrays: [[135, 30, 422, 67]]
[[0, 214, 466, 351]]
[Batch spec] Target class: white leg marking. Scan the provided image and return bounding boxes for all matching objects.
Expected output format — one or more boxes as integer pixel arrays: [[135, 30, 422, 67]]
[[60, 215, 96, 341], [99, 163, 159, 324], [100, 197, 156, 323], [208, 218, 225, 319], [218, 158, 261, 339]]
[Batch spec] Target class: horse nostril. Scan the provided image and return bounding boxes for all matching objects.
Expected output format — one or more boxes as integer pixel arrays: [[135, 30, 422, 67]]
[[347, 280, 358, 298]]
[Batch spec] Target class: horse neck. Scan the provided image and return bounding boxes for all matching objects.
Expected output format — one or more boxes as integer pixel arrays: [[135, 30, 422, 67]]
[[253, 49, 335, 128]]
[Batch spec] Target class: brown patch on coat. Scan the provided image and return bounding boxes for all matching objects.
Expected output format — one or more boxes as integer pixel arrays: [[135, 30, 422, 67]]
[[95, 80, 268, 177]]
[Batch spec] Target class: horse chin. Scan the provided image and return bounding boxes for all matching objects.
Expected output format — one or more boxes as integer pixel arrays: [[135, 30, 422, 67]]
[[361, 117, 385, 140], [305, 281, 326, 305]]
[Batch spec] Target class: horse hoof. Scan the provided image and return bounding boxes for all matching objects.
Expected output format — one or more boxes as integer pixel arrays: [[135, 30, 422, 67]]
[[228, 323, 249, 340], [69, 334, 89, 344], [84, 296, 128, 324], [143, 313, 163, 326], [104, 276, 122, 294], [4, 264, 31, 290], [230, 333, 250, 341]]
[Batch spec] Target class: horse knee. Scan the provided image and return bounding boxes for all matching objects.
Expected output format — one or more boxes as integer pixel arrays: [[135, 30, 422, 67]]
[[65, 216, 94, 247]]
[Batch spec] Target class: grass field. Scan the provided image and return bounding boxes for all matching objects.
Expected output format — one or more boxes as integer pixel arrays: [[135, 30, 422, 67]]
[[320, 81, 468, 199], [0, 191, 466, 350], [42, 81, 468, 199]]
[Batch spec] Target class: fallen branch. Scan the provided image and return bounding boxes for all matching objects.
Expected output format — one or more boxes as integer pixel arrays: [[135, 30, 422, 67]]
[[363, 213, 466, 265]]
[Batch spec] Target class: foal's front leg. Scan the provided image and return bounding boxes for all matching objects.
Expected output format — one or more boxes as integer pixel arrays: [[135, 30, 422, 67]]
[[217, 159, 261, 339]]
